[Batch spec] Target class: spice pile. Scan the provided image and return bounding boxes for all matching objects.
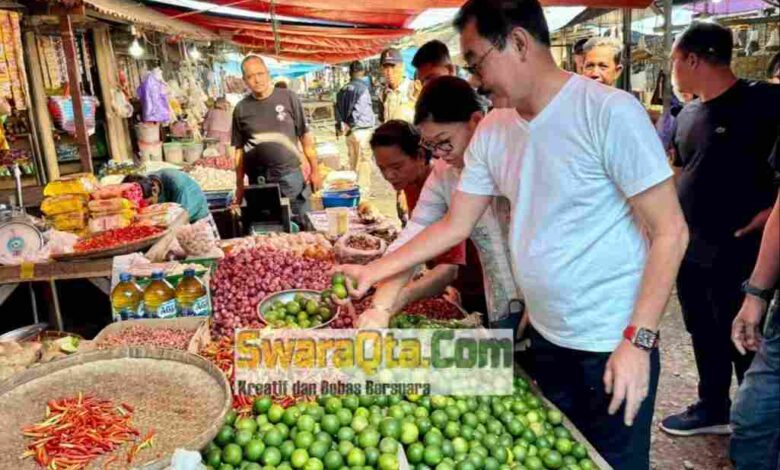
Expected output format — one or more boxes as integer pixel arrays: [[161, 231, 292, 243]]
[[74, 225, 164, 253], [96, 326, 193, 350], [20, 393, 154, 469], [210, 248, 332, 337]]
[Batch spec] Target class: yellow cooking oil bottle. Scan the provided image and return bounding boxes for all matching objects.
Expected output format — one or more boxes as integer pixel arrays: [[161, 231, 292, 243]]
[[111, 272, 143, 321], [175, 269, 209, 317], [144, 271, 177, 318]]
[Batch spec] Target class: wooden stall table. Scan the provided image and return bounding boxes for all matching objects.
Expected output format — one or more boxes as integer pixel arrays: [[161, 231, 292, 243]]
[[0, 258, 113, 331]]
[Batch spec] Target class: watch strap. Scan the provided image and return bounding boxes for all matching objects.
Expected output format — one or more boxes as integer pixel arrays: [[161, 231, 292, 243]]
[[623, 325, 659, 350], [741, 280, 774, 302]]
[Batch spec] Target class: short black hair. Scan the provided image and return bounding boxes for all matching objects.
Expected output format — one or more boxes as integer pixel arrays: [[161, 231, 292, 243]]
[[240, 54, 265, 75], [674, 21, 733, 67], [412, 40, 451, 69], [768, 52, 780, 78], [414, 76, 483, 125], [573, 37, 588, 55], [370, 120, 424, 160], [122, 174, 160, 199], [349, 61, 365, 76], [454, 0, 551, 49]]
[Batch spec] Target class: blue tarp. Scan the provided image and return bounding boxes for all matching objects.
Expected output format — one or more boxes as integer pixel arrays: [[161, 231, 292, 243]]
[[216, 57, 325, 79]]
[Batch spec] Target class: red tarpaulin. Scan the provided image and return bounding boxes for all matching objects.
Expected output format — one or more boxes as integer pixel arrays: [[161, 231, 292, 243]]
[[150, 0, 655, 63]]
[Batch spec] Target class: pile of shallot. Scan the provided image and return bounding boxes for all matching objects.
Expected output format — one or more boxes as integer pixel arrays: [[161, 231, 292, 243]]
[[211, 247, 332, 337], [225, 232, 333, 261]]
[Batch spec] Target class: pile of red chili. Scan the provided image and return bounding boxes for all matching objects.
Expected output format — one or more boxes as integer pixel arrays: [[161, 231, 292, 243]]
[[74, 225, 164, 253], [20, 393, 154, 469]]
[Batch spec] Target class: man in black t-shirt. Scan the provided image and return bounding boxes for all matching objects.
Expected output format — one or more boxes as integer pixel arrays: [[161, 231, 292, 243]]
[[661, 22, 780, 437], [232, 55, 321, 225]]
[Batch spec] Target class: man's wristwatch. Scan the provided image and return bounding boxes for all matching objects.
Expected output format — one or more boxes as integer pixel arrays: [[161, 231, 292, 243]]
[[623, 326, 659, 351], [741, 280, 774, 302]]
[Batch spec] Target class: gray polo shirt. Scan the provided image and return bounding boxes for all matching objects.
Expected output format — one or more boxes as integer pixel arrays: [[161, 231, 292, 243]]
[[231, 88, 308, 182]]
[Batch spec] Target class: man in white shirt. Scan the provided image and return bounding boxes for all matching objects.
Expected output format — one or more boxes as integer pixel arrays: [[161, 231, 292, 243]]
[[338, 0, 689, 467]]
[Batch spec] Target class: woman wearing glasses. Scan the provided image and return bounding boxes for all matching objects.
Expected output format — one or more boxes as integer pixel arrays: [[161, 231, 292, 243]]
[[361, 77, 524, 333]]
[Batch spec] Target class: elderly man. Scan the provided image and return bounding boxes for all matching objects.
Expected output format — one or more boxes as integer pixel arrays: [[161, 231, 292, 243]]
[[378, 48, 416, 122], [583, 37, 624, 87], [231, 55, 320, 226]]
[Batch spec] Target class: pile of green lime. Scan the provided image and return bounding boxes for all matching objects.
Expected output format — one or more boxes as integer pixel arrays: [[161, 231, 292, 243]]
[[262, 293, 334, 329], [202, 378, 598, 470]]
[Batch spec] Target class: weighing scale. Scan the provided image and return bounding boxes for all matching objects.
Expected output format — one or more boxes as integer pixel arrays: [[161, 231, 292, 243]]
[[0, 163, 44, 260]]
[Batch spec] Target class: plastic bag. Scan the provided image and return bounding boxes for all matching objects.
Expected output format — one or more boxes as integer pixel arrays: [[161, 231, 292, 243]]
[[176, 220, 218, 257], [52, 212, 87, 232], [137, 71, 171, 123], [92, 183, 144, 208], [111, 88, 133, 119], [88, 213, 133, 233], [43, 173, 98, 197], [334, 233, 386, 265], [41, 195, 87, 216], [88, 198, 135, 213], [137, 203, 185, 227]]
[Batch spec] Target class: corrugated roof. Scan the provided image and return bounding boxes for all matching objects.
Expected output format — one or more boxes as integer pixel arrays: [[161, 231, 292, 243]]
[[83, 0, 218, 41]]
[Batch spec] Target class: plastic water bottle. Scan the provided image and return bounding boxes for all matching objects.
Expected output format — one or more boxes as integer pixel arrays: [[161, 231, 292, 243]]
[[111, 273, 143, 321], [175, 269, 209, 317], [143, 271, 177, 318]]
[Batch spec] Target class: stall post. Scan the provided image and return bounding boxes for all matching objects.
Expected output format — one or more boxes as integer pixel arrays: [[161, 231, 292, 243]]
[[621, 8, 632, 92], [59, 13, 92, 172], [93, 25, 132, 161], [661, 0, 673, 112]]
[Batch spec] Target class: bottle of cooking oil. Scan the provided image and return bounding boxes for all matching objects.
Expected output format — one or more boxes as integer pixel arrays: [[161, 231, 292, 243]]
[[175, 269, 209, 316], [143, 271, 177, 318], [111, 273, 143, 321]]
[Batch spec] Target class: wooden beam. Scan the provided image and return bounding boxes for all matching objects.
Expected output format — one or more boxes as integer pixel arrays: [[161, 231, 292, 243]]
[[59, 14, 92, 173], [22, 30, 59, 181], [93, 25, 132, 161]]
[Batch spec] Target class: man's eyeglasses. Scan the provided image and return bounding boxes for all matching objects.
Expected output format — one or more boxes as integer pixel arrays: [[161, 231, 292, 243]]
[[465, 44, 497, 76], [421, 139, 454, 157]]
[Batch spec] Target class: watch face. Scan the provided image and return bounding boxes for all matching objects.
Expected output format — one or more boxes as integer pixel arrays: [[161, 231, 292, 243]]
[[635, 329, 657, 349]]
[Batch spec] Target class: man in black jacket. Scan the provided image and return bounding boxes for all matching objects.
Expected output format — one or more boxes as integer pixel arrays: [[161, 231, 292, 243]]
[[335, 61, 376, 193]]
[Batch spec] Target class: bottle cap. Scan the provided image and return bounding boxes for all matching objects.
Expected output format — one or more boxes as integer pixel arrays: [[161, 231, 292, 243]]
[[119, 272, 132, 282], [151, 271, 163, 280], [183, 268, 196, 277]]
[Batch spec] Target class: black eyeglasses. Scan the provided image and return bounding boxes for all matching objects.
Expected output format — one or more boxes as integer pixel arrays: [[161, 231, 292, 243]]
[[465, 44, 497, 76], [421, 139, 454, 157]]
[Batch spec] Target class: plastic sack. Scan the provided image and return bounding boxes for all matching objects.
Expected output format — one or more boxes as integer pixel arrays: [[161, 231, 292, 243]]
[[92, 183, 144, 208], [137, 203, 185, 227], [52, 212, 88, 232], [88, 198, 135, 213], [137, 71, 171, 123], [88, 213, 133, 233], [334, 233, 386, 265], [43, 173, 98, 197], [111, 88, 133, 119], [176, 219, 218, 257], [41, 195, 87, 216]]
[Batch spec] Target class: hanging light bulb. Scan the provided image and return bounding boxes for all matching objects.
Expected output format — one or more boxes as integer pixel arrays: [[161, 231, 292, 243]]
[[189, 45, 201, 61], [129, 38, 144, 58]]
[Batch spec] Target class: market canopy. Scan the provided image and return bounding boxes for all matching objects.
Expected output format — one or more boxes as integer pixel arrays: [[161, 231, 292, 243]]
[[143, 0, 655, 63]]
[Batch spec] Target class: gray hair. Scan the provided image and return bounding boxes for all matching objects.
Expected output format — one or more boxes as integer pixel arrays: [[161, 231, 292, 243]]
[[583, 37, 623, 66], [241, 54, 266, 76]]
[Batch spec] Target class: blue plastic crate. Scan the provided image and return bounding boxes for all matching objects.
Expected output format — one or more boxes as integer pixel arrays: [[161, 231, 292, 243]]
[[322, 192, 360, 208]]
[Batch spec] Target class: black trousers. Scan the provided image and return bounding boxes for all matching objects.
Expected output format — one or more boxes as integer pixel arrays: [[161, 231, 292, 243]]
[[520, 328, 660, 470], [676, 255, 757, 414]]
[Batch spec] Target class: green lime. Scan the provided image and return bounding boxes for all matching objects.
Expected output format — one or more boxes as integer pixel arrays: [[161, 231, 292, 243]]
[[297, 415, 316, 433], [324, 450, 344, 470], [236, 417, 258, 434], [571, 443, 588, 460], [321, 415, 340, 435], [444, 422, 460, 439], [347, 448, 367, 466], [318, 307, 333, 321], [547, 410, 563, 426], [206, 448, 222, 467], [457, 460, 476, 470], [244, 440, 265, 462], [379, 437, 399, 455], [337, 427, 355, 442], [280, 441, 296, 460], [216, 426, 235, 446], [424, 446, 444, 466], [379, 419, 401, 440], [332, 284, 348, 300], [235, 429, 254, 447], [491, 446, 508, 464], [338, 440, 354, 457], [222, 444, 243, 466], [295, 431, 315, 449], [378, 453, 399, 470], [343, 396, 360, 411], [315, 432, 333, 447], [524, 455, 543, 470], [218, 464, 234, 470], [416, 417, 433, 436], [283, 407, 302, 426], [400, 421, 420, 444], [268, 404, 285, 423], [291, 449, 309, 468], [253, 396, 272, 414], [225, 410, 238, 426], [303, 457, 324, 470], [245, 463, 262, 470], [332, 273, 346, 286], [306, 300, 319, 315], [351, 415, 369, 433], [286, 301, 302, 314], [358, 428, 381, 448], [425, 431, 444, 448], [555, 438, 573, 455], [325, 397, 343, 414], [365, 447, 380, 466], [441, 440, 455, 458], [483, 456, 500, 470], [543, 450, 563, 469], [275, 423, 290, 439], [579, 458, 597, 470], [263, 428, 283, 447], [430, 410, 448, 429], [309, 440, 330, 460], [337, 408, 353, 426], [321, 289, 333, 303], [451, 437, 469, 455], [407, 443, 425, 464]]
